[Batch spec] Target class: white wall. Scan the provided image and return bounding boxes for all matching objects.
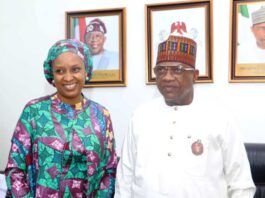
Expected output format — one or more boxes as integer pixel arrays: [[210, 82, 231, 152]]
[[1, 0, 265, 170]]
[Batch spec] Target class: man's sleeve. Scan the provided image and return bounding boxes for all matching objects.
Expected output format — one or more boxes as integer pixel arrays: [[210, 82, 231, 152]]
[[115, 118, 136, 198], [222, 119, 256, 198]]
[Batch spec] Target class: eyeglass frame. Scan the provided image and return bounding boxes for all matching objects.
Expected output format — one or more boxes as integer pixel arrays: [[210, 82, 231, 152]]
[[153, 65, 195, 78]]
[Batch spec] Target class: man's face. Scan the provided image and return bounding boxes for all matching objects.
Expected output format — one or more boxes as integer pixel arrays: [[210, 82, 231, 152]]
[[86, 31, 106, 55], [155, 62, 199, 106], [251, 22, 265, 49]]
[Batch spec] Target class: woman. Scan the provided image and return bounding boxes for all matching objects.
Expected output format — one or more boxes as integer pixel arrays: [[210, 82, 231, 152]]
[[5, 39, 117, 197]]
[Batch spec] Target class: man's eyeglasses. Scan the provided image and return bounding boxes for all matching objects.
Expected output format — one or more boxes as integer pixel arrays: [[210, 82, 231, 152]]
[[154, 65, 195, 78]]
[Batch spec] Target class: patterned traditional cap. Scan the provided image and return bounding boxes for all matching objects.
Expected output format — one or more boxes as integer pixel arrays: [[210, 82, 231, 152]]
[[86, 18, 107, 34], [43, 39, 93, 84], [156, 35, 197, 68], [252, 6, 265, 25]]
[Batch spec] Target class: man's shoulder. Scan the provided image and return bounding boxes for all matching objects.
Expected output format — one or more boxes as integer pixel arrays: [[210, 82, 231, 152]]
[[133, 97, 163, 116], [104, 50, 118, 57], [237, 41, 265, 63], [192, 93, 236, 122]]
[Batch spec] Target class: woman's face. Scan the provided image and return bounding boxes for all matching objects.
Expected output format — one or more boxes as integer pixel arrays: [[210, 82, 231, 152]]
[[52, 51, 86, 104]]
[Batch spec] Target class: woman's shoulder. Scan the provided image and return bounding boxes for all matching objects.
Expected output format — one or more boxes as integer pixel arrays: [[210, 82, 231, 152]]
[[86, 98, 110, 115], [18, 95, 52, 120], [24, 94, 52, 109]]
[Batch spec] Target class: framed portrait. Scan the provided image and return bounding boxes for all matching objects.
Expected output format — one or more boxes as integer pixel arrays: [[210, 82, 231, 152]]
[[66, 8, 126, 87], [230, 0, 265, 82], [146, 0, 213, 84]]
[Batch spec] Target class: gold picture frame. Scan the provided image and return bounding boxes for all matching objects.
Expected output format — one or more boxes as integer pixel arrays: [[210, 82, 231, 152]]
[[66, 8, 126, 87], [229, 0, 265, 82], [145, 0, 213, 84]]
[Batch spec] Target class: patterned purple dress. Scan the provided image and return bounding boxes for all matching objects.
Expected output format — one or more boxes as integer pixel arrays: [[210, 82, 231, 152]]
[[5, 94, 117, 197]]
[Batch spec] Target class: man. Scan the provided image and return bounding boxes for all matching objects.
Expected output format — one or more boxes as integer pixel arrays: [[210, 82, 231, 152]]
[[251, 6, 265, 50], [84, 18, 119, 70], [115, 34, 255, 197], [238, 6, 265, 63]]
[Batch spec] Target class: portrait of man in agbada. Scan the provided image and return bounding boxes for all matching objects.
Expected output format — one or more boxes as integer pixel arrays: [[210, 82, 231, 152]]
[[84, 18, 119, 71]]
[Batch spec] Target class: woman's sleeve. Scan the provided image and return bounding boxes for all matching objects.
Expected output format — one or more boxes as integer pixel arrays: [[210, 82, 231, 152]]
[[5, 108, 34, 198], [95, 109, 117, 198]]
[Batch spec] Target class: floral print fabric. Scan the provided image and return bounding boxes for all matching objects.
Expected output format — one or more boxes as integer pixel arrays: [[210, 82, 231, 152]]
[[5, 94, 117, 198]]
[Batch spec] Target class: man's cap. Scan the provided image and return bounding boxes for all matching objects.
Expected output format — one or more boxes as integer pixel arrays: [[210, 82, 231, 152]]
[[86, 18, 107, 34], [156, 35, 197, 68], [252, 6, 265, 25]]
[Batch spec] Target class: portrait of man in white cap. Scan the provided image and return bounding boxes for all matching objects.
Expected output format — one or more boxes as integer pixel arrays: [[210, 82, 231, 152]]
[[84, 18, 119, 70], [237, 5, 265, 64], [251, 6, 265, 50]]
